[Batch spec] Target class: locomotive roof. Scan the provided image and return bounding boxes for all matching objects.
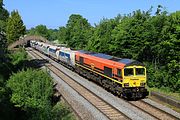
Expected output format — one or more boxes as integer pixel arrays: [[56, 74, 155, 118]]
[[49, 45, 58, 49], [78, 50, 144, 66]]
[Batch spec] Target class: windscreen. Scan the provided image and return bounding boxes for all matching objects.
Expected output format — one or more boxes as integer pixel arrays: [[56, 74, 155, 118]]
[[124, 68, 134, 76], [136, 68, 145, 75]]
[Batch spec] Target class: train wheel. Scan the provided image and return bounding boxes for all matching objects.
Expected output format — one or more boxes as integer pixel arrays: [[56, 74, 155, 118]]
[[75, 66, 80, 73], [108, 81, 114, 92], [96, 76, 102, 85], [90, 72, 95, 81], [115, 85, 122, 97], [103, 79, 110, 90], [102, 79, 107, 88], [111, 82, 117, 94], [82, 70, 87, 77], [86, 72, 91, 79]]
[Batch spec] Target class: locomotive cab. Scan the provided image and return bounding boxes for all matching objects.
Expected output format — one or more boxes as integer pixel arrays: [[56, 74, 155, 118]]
[[122, 66, 149, 99]]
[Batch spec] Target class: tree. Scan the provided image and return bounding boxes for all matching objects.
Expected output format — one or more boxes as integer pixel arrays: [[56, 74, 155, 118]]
[[0, 0, 8, 61], [7, 69, 53, 120], [57, 26, 68, 44], [0, 0, 9, 113], [159, 11, 180, 65], [157, 11, 180, 92], [6, 10, 26, 44], [0, 32, 7, 62], [0, 0, 9, 21], [0, 1, 14, 116], [27, 25, 59, 41], [111, 16, 129, 57], [112, 9, 155, 60], [28, 25, 50, 40], [86, 18, 119, 54], [66, 14, 91, 49], [0, 0, 9, 32], [48, 29, 58, 41]]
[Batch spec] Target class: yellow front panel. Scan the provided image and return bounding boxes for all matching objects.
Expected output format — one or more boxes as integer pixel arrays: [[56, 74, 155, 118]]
[[122, 66, 147, 87]]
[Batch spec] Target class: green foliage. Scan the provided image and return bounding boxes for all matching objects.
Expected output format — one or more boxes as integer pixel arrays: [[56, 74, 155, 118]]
[[6, 10, 26, 44], [0, 0, 10, 104], [27, 25, 51, 40], [0, 0, 9, 22], [146, 10, 180, 92], [27, 25, 59, 41], [57, 26, 68, 44], [0, 20, 7, 32], [9, 48, 28, 65], [86, 18, 119, 54], [7, 69, 53, 120], [0, 32, 7, 62], [48, 29, 58, 41], [66, 14, 91, 49], [52, 102, 76, 120], [111, 9, 154, 59], [0, 75, 6, 102], [0, 0, 8, 61], [0, 7, 9, 22]]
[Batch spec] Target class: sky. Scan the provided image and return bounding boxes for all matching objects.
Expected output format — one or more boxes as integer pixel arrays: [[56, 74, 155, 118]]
[[4, 0, 180, 29]]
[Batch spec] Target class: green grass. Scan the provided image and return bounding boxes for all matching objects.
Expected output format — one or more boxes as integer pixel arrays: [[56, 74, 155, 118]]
[[147, 87, 180, 101]]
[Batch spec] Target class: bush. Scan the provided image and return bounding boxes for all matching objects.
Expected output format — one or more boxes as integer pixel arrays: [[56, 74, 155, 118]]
[[7, 69, 53, 120], [146, 62, 180, 93], [9, 48, 27, 65], [52, 102, 76, 120]]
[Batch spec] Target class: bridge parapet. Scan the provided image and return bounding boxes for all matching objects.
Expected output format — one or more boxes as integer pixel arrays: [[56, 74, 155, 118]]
[[8, 35, 50, 50]]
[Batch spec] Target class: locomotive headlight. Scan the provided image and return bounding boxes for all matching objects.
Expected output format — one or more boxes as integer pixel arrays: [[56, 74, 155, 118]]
[[124, 83, 129, 87]]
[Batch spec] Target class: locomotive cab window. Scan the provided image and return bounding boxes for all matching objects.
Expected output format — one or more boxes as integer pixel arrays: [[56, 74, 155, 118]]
[[117, 69, 122, 78], [124, 68, 134, 76], [136, 68, 145, 75]]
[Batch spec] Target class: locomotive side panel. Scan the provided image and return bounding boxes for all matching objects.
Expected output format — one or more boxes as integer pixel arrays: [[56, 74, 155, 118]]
[[42, 43, 49, 55], [48, 45, 57, 59], [56, 48, 76, 68]]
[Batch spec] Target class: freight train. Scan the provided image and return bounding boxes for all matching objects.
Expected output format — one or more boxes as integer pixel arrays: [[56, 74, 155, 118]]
[[30, 40, 149, 99]]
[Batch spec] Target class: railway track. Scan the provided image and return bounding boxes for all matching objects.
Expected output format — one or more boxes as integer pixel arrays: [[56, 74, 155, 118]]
[[129, 100, 179, 120], [27, 49, 83, 120], [28, 48, 130, 120], [27, 48, 180, 120]]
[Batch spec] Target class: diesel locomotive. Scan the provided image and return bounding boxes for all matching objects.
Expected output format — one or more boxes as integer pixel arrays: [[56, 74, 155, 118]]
[[30, 40, 149, 99]]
